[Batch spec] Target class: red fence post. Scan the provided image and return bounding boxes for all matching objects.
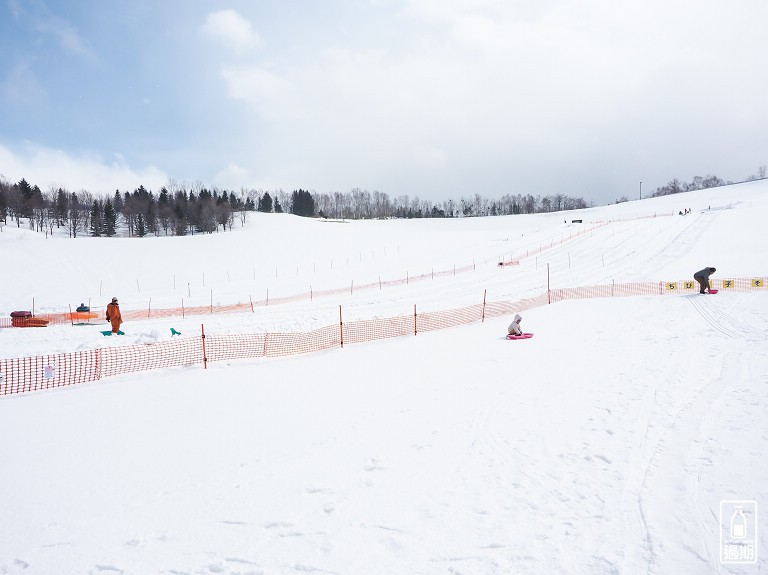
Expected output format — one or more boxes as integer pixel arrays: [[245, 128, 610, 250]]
[[482, 289, 487, 322], [547, 263, 551, 304], [201, 324, 207, 369], [339, 305, 344, 348], [414, 304, 417, 336]]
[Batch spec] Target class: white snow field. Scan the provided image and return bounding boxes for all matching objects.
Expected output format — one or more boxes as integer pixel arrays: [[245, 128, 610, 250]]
[[1, 180, 767, 574]]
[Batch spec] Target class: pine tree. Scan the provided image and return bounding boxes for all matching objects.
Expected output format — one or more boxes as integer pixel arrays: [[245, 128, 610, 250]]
[[104, 198, 117, 236], [258, 192, 273, 213], [90, 200, 104, 236], [16, 178, 34, 218], [113, 190, 124, 214], [136, 213, 146, 237], [55, 188, 68, 226], [291, 189, 315, 217], [0, 185, 7, 223]]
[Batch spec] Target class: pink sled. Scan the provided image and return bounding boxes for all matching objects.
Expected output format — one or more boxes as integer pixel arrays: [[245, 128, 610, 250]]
[[506, 332, 534, 340]]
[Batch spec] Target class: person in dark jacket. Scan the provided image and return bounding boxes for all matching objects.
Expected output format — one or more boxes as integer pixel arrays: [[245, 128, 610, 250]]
[[106, 297, 123, 333], [693, 267, 716, 294]]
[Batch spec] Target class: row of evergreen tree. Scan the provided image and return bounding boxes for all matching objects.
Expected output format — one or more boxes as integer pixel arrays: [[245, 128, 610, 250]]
[[6, 165, 763, 237], [0, 176, 596, 237]]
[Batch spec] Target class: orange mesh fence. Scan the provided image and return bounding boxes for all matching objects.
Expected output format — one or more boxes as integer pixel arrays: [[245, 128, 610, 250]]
[[483, 294, 551, 320], [0, 350, 102, 395], [345, 315, 415, 344], [0, 338, 203, 395], [417, 305, 484, 333], [100, 337, 201, 379], [0, 218, 645, 328], [203, 325, 343, 361], [1, 275, 764, 396], [550, 282, 661, 302]]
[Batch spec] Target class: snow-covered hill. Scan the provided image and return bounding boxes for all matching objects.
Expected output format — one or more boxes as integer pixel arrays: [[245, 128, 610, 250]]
[[1, 180, 766, 574]]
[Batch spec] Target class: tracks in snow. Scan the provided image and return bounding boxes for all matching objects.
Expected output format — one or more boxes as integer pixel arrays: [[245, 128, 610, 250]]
[[687, 294, 768, 341]]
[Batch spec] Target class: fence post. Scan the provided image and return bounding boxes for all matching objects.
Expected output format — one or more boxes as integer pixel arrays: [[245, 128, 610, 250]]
[[96, 347, 103, 382], [182, 298, 185, 318], [482, 289, 487, 322], [414, 304, 417, 336], [339, 305, 344, 348], [249, 294, 254, 312], [547, 263, 551, 304], [148, 297, 151, 318], [201, 324, 207, 369]]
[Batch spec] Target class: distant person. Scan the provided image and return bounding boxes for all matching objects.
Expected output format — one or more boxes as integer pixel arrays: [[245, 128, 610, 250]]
[[106, 297, 123, 333], [693, 267, 716, 294], [508, 314, 523, 336]]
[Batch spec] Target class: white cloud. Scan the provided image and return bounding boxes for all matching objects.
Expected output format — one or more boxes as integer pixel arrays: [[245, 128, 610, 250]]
[[211, 162, 254, 191], [0, 143, 168, 196], [201, 9, 262, 54], [220, 65, 297, 119], [42, 20, 97, 62], [1, 62, 48, 107]]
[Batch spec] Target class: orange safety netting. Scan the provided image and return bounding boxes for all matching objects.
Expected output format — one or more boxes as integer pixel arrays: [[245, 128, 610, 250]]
[[1, 276, 764, 396], [0, 217, 661, 329]]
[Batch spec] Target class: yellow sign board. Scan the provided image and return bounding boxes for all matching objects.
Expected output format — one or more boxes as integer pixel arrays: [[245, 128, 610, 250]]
[[684, 281, 695, 289], [666, 282, 677, 290], [753, 279, 764, 288], [722, 279, 734, 289]]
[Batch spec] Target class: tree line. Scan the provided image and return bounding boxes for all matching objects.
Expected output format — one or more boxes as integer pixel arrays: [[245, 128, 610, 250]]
[[0, 179, 256, 237], [0, 177, 595, 237], [650, 166, 767, 198], [2, 163, 766, 235]]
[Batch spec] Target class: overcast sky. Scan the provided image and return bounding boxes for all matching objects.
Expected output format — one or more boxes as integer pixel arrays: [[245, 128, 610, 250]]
[[1, 0, 766, 206]]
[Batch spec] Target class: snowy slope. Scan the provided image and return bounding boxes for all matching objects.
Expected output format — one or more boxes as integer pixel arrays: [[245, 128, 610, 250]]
[[0, 180, 767, 574]]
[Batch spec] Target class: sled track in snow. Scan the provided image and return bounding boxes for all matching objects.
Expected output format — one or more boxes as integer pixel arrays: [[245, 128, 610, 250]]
[[686, 294, 768, 341]]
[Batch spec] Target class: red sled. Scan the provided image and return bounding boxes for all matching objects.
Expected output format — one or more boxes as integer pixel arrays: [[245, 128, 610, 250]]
[[708, 289, 718, 294], [506, 332, 534, 340]]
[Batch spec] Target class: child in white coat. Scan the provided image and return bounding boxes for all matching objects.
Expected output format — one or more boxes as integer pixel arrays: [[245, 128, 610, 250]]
[[508, 314, 523, 336]]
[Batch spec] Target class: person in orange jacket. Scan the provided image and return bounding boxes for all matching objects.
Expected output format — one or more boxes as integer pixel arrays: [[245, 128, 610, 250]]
[[106, 297, 123, 333]]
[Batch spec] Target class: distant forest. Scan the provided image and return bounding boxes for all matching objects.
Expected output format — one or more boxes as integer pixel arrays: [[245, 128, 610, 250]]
[[0, 178, 591, 237], [0, 165, 765, 237]]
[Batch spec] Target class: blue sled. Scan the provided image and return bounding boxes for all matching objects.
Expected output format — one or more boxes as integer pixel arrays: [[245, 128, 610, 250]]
[[101, 330, 125, 336]]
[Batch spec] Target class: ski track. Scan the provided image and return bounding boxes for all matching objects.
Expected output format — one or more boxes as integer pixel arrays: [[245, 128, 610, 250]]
[[688, 293, 768, 341]]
